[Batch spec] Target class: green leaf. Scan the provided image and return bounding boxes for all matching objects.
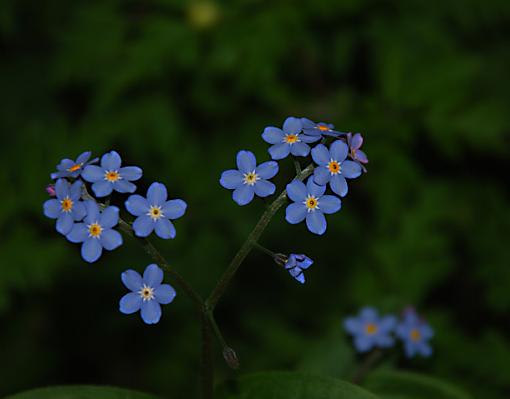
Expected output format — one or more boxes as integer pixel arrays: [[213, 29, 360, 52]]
[[364, 370, 471, 399], [217, 371, 378, 399], [5, 385, 163, 399]]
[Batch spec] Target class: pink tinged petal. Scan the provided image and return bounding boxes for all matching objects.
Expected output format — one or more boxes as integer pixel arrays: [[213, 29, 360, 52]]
[[91, 180, 113, 197], [43, 199, 60, 219], [162, 199, 187, 220], [319, 195, 341, 214], [306, 177, 326, 197], [66, 223, 87, 243], [81, 238, 103, 263], [236, 150, 256, 173], [100, 229, 123, 250], [81, 165, 105, 182], [232, 185, 254, 206], [55, 178, 69, 199], [147, 182, 168, 206], [282, 116, 302, 134], [141, 300, 161, 324], [355, 149, 368, 164], [261, 127, 284, 144], [56, 213, 74, 235], [99, 206, 119, 228], [119, 166, 142, 181], [342, 160, 362, 178], [255, 161, 279, 179], [286, 180, 307, 202], [285, 203, 307, 224], [154, 284, 176, 304], [101, 150, 122, 170], [306, 211, 327, 235], [155, 218, 176, 239], [330, 174, 348, 197], [330, 140, 348, 162], [254, 180, 275, 197], [143, 264, 164, 286], [220, 170, 243, 189], [311, 144, 330, 165], [125, 195, 150, 216], [351, 133, 363, 150], [113, 180, 137, 193], [268, 143, 291, 160], [70, 180, 83, 200], [290, 142, 310, 157], [313, 166, 331, 185], [121, 269, 143, 291], [132, 215, 155, 237], [119, 292, 142, 314]]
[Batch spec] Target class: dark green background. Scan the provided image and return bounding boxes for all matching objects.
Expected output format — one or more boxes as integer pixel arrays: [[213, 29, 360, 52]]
[[1, 0, 509, 398]]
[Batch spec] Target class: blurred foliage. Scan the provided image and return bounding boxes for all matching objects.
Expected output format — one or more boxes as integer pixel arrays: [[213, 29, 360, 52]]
[[0, 0, 509, 398]]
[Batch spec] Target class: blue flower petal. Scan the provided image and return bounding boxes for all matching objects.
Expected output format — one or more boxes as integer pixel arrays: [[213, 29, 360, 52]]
[[360, 307, 378, 322], [236, 150, 257, 174], [262, 127, 284, 144], [268, 143, 290, 160], [100, 229, 123, 250], [113, 180, 137, 194], [350, 133, 363, 150], [101, 150, 122, 170], [82, 165, 105, 183], [285, 203, 307, 224], [354, 336, 374, 353], [319, 195, 341, 214], [56, 213, 74, 235], [121, 269, 143, 291], [119, 166, 142, 181], [143, 264, 164, 287], [290, 142, 310, 157], [91, 180, 113, 197], [305, 211, 327, 235], [300, 134, 321, 143], [342, 160, 362, 179], [162, 199, 187, 220], [375, 334, 395, 348], [119, 292, 142, 314], [330, 174, 348, 197], [282, 117, 302, 134], [70, 180, 83, 200], [154, 284, 176, 304], [286, 180, 307, 202], [76, 151, 92, 164], [355, 149, 368, 163], [417, 342, 433, 357], [81, 238, 103, 263], [254, 180, 275, 197], [99, 206, 119, 228], [232, 185, 254, 206], [379, 315, 397, 332], [66, 223, 87, 243], [311, 144, 330, 165], [421, 325, 434, 339], [147, 182, 168, 206], [155, 218, 176, 239], [313, 166, 331, 185], [43, 199, 61, 219], [84, 200, 100, 223], [132, 215, 155, 237], [404, 342, 417, 358], [141, 300, 162, 324], [306, 178, 326, 197], [55, 178, 69, 199], [255, 161, 279, 179], [220, 170, 243, 189], [330, 140, 348, 162], [125, 195, 150, 216], [344, 317, 361, 335]]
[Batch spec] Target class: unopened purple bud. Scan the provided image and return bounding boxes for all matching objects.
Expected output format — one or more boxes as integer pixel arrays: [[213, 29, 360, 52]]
[[46, 184, 56, 197], [223, 347, 240, 369]]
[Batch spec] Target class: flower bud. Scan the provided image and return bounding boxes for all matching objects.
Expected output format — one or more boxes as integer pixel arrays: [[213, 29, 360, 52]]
[[223, 347, 240, 369]]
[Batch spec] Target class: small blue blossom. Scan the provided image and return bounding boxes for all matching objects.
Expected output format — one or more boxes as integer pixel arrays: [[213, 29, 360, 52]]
[[66, 200, 123, 263], [262, 117, 320, 160], [396, 308, 434, 358], [43, 179, 86, 235], [119, 264, 176, 325], [82, 150, 143, 197], [344, 307, 397, 353], [311, 140, 362, 197], [285, 177, 341, 235], [347, 133, 368, 164], [285, 254, 313, 284], [125, 182, 187, 239], [220, 150, 279, 206], [50, 151, 98, 180], [301, 117, 342, 138]]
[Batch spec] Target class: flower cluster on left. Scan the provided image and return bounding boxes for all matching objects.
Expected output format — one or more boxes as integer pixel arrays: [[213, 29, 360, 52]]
[[43, 150, 185, 324]]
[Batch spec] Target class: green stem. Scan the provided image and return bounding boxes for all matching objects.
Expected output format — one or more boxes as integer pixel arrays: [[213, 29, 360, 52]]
[[252, 241, 276, 258], [200, 312, 214, 399], [351, 348, 384, 385]]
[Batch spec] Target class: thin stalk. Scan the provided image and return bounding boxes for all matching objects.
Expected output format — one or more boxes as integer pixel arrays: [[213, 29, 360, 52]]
[[351, 348, 384, 384], [252, 241, 276, 258], [200, 312, 214, 399]]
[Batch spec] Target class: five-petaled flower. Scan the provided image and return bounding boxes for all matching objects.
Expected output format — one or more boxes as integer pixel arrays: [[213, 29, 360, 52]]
[[125, 182, 187, 239], [311, 140, 362, 197], [43, 179, 86, 235], [285, 177, 341, 235], [347, 133, 368, 164], [50, 151, 98, 180], [262, 117, 320, 160], [284, 254, 313, 284], [66, 200, 123, 263], [119, 264, 176, 324], [220, 150, 279, 206], [301, 117, 341, 138], [396, 308, 434, 358], [344, 307, 397, 353], [82, 150, 142, 197]]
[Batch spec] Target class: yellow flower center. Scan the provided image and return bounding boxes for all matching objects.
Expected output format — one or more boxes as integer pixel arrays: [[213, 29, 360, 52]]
[[60, 197, 74, 212], [67, 163, 82, 172], [365, 323, 378, 335], [243, 171, 259, 186], [147, 205, 164, 221], [139, 284, 155, 301], [410, 329, 421, 342], [317, 125, 330, 131], [87, 222, 103, 238], [328, 160, 341, 174], [104, 170, 121, 182], [304, 195, 319, 211], [284, 134, 300, 144]]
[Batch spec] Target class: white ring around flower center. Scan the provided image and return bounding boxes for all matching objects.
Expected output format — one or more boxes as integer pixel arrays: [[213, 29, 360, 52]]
[[303, 195, 320, 212], [87, 222, 103, 238], [243, 171, 260, 186], [283, 133, 300, 145], [147, 205, 165, 221], [104, 170, 122, 182], [138, 284, 155, 301], [60, 196, 74, 213], [327, 158, 341, 175]]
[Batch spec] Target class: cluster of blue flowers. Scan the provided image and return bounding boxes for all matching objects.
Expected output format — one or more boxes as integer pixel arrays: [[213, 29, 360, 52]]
[[220, 117, 368, 236], [43, 150, 184, 324], [344, 307, 434, 358]]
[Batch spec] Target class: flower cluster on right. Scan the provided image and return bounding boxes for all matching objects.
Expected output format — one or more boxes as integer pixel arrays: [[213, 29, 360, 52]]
[[344, 307, 434, 358]]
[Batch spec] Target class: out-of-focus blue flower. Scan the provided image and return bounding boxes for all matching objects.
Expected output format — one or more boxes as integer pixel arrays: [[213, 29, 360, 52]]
[[311, 140, 362, 197], [66, 200, 123, 263], [119, 264, 176, 325], [82, 150, 142, 197], [51, 151, 98, 180], [284, 254, 313, 284], [262, 117, 320, 160], [301, 117, 342, 138], [396, 308, 434, 358], [285, 177, 341, 235], [43, 179, 86, 235], [344, 307, 397, 353], [220, 150, 279, 206], [347, 133, 369, 164], [125, 182, 187, 239]]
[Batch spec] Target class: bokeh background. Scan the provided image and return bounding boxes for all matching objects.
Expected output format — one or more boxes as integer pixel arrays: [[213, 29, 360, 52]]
[[1, 0, 509, 398]]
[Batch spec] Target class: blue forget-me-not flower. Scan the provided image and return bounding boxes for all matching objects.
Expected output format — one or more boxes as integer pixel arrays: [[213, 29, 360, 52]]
[[396, 308, 434, 358], [50, 151, 98, 180]]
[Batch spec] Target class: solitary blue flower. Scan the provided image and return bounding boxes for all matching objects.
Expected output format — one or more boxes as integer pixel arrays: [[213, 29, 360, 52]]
[[311, 140, 362, 197], [66, 200, 123, 263], [125, 182, 187, 239], [301, 117, 342, 138], [220, 150, 279, 206], [347, 133, 368, 164], [43, 179, 86, 235], [119, 264, 176, 324], [284, 254, 313, 284], [262, 117, 320, 160], [344, 307, 397, 353], [285, 177, 341, 235], [82, 150, 142, 197], [50, 151, 98, 180], [396, 308, 434, 358]]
